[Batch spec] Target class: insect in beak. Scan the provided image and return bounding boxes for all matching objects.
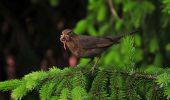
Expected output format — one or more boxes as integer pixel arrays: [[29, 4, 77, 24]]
[[60, 34, 67, 50], [63, 42, 66, 50]]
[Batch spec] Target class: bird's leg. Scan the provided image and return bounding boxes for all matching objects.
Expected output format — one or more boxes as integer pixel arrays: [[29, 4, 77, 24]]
[[88, 57, 94, 65], [91, 56, 101, 73]]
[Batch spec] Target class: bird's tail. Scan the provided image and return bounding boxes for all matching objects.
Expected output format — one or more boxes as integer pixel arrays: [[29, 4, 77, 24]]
[[105, 29, 140, 43], [120, 29, 140, 36]]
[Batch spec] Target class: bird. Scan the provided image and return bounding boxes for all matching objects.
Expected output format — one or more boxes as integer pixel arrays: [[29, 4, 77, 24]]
[[60, 29, 138, 71]]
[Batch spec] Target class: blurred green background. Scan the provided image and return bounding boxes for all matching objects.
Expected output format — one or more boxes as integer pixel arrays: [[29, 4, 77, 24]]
[[0, 0, 170, 99]]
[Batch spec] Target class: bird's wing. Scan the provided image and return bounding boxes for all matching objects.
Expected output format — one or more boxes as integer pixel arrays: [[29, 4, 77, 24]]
[[76, 29, 139, 49], [77, 35, 119, 49]]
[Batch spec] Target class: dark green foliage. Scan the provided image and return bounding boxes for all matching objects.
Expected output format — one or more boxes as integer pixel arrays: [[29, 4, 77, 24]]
[[162, 0, 170, 14]]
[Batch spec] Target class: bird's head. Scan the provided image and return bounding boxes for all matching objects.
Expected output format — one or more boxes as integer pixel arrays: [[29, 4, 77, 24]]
[[60, 29, 74, 50]]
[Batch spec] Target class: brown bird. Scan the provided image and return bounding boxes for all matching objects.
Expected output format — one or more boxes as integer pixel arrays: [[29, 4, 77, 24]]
[[60, 29, 138, 71]]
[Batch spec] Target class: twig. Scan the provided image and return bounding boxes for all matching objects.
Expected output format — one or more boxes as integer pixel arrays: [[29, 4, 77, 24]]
[[107, 0, 120, 19]]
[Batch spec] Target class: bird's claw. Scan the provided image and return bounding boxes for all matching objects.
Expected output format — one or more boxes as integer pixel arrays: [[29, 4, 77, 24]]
[[90, 65, 97, 75]]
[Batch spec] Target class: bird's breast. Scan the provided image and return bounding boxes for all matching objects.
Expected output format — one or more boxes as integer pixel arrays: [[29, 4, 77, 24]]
[[66, 40, 82, 57]]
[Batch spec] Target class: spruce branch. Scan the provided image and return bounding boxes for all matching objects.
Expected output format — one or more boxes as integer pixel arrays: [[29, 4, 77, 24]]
[[0, 67, 169, 99], [0, 80, 22, 91], [39, 81, 56, 100], [59, 88, 70, 100], [11, 82, 27, 100], [103, 69, 156, 80]]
